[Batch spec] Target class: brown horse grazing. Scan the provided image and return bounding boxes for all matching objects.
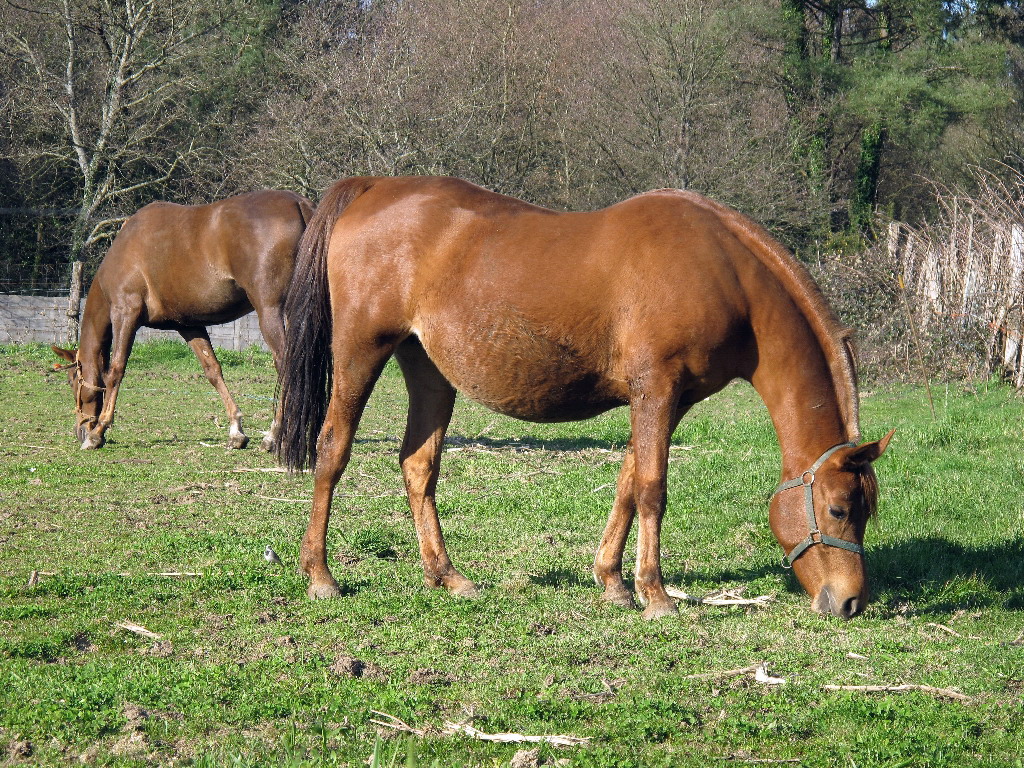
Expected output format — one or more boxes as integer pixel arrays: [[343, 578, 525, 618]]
[[277, 176, 893, 620], [52, 190, 313, 451]]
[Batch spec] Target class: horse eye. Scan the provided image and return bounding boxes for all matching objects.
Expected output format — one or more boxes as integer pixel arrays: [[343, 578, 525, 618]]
[[828, 506, 847, 521]]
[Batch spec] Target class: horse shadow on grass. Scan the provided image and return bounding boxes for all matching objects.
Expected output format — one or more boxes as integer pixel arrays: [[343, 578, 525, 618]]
[[865, 536, 1024, 613], [529, 568, 592, 589], [656, 535, 1024, 615]]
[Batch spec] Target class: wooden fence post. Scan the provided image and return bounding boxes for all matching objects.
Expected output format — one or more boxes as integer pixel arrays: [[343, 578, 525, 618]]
[[66, 261, 84, 346]]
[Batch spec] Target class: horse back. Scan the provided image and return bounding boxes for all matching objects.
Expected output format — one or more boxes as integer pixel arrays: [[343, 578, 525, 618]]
[[95, 190, 311, 327], [323, 178, 781, 419]]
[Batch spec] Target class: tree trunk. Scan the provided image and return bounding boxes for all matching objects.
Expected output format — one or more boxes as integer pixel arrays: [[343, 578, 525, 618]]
[[66, 260, 84, 346], [850, 121, 886, 232]]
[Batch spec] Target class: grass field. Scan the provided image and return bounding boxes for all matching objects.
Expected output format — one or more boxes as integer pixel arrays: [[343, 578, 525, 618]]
[[1, 341, 1022, 767]]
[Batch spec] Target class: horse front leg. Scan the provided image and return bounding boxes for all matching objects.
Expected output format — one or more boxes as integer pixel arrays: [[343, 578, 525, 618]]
[[395, 339, 478, 598], [256, 305, 286, 452], [594, 439, 638, 608], [594, 406, 687, 610], [81, 309, 139, 450], [180, 327, 248, 448], [629, 381, 681, 620]]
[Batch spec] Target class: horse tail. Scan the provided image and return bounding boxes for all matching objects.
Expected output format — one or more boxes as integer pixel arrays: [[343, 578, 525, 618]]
[[295, 194, 315, 228], [277, 177, 377, 472]]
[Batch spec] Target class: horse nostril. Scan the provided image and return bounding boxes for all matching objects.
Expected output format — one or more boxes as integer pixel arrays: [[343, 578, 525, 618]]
[[840, 596, 860, 619]]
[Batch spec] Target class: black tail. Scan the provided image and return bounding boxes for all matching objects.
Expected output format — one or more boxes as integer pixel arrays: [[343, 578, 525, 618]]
[[276, 177, 376, 472]]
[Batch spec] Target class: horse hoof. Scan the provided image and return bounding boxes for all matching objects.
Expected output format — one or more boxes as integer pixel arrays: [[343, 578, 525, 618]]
[[641, 601, 678, 621], [260, 434, 276, 452], [228, 434, 249, 450], [307, 579, 342, 600], [601, 585, 637, 609], [445, 577, 480, 599], [80, 435, 104, 450]]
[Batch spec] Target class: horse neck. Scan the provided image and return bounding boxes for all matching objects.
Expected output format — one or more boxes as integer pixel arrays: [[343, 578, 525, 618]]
[[748, 311, 854, 477], [77, 287, 112, 383]]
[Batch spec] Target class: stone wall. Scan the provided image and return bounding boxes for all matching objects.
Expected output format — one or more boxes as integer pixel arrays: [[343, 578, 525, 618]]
[[0, 294, 269, 350]]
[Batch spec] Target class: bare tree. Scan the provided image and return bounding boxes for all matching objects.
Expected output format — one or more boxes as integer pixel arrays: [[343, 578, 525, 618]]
[[2, 0, 243, 262]]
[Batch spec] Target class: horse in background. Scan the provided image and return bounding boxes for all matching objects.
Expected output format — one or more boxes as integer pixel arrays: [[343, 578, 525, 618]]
[[276, 176, 893, 619], [53, 189, 313, 451]]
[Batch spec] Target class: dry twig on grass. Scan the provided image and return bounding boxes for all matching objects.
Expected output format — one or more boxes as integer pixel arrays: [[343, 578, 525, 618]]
[[927, 622, 962, 637], [754, 666, 786, 685], [114, 621, 162, 640], [25, 570, 56, 586], [720, 753, 800, 764], [822, 684, 971, 701], [254, 493, 311, 504], [369, 711, 589, 748], [666, 586, 775, 607], [685, 664, 785, 685], [683, 664, 760, 681]]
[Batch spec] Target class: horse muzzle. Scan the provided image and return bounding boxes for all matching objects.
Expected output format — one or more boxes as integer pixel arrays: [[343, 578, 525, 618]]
[[813, 585, 865, 620], [76, 420, 102, 448]]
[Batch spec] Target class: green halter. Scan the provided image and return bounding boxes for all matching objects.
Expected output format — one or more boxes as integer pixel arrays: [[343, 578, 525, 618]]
[[773, 442, 862, 568]]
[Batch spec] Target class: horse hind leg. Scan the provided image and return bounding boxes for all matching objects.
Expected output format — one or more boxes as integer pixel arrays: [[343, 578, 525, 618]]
[[181, 327, 248, 449], [395, 339, 478, 598], [302, 342, 395, 599]]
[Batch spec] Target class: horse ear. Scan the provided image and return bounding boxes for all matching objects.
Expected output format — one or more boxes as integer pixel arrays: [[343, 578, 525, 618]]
[[52, 345, 77, 363], [844, 429, 895, 468]]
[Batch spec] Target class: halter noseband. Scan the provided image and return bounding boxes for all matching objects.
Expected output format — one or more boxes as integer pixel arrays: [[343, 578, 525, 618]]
[[773, 441, 861, 568]]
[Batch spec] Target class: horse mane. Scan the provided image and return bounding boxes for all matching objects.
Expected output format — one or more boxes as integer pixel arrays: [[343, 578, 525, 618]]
[[662, 191, 862, 442]]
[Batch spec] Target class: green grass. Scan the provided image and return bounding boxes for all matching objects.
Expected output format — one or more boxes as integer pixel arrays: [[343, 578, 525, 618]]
[[1, 342, 1022, 767]]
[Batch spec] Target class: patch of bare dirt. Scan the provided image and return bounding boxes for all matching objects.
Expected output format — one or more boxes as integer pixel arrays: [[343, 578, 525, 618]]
[[70, 632, 97, 653], [328, 654, 386, 680], [106, 703, 182, 760], [407, 668, 453, 686], [5, 739, 33, 762], [138, 640, 173, 657]]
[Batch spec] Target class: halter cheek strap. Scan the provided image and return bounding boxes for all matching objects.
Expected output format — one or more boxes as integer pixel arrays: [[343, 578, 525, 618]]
[[55, 360, 107, 419], [773, 442, 861, 568]]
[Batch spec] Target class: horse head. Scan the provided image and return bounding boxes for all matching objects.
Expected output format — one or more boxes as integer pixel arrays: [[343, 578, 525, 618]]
[[769, 430, 894, 619], [51, 345, 103, 445]]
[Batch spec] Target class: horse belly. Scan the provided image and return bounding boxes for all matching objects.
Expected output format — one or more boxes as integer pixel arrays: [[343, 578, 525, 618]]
[[416, 320, 627, 423], [144, 277, 250, 327]]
